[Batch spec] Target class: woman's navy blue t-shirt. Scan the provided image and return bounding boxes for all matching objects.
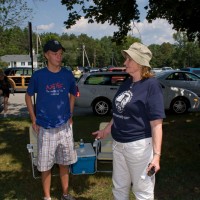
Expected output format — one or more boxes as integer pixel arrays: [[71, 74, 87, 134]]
[[111, 77, 166, 143]]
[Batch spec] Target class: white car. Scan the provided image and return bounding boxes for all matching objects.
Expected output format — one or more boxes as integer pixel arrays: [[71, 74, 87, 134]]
[[75, 72, 200, 115], [156, 70, 200, 96], [160, 83, 200, 114]]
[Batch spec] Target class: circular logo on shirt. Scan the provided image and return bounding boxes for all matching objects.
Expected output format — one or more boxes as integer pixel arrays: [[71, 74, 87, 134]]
[[115, 90, 133, 113]]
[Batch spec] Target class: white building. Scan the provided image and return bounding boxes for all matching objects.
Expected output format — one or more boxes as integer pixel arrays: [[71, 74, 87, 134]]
[[0, 54, 39, 68]]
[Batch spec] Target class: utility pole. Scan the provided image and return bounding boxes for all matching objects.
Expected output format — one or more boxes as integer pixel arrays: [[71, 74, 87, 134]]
[[82, 44, 91, 67], [36, 27, 42, 68], [93, 49, 96, 67], [111, 50, 114, 66], [82, 44, 85, 67], [77, 44, 91, 67]]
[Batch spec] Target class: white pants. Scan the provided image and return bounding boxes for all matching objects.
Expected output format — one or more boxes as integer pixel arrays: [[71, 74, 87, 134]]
[[112, 138, 155, 200]]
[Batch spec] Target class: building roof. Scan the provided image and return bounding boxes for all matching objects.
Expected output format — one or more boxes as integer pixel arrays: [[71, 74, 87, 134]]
[[1, 54, 38, 62]]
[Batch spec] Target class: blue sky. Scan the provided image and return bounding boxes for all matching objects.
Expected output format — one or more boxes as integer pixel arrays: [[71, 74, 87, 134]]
[[28, 0, 176, 45]]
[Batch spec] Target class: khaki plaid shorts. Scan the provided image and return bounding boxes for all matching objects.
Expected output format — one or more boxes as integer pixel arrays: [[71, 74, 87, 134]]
[[37, 122, 77, 172]]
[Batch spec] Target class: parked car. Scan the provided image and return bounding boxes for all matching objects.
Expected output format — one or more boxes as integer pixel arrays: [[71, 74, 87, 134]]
[[89, 67, 100, 73], [4, 67, 35, 92], [160, 83, 199, 114], [78, 66, 90, 73], [107, 67, 126, 72], [156, 70, 200, 96], [180, 67, 200, 76], [75, 72, 129, 115], [162, 66, 173, 70], [151, 68, 162, 74], [75, 72, 200, 115]]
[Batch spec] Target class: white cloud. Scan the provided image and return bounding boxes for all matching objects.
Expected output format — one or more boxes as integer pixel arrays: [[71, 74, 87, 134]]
[[61, 17, 176, 45], [36, 23, 55, 31], [62, 17, 118, 38], [130, 19, 176, 45]]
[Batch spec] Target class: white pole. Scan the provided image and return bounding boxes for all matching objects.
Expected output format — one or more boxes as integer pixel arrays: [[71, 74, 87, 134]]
[[82, 44, 85, 67]]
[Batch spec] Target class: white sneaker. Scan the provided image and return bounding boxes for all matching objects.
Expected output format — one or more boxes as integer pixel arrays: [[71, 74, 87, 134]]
[[3, 113, 7, 118], [43, 197, 51, 200]]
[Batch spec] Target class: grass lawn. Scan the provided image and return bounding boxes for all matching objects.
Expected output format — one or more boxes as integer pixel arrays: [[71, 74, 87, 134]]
[[0, 112, 200, 200]]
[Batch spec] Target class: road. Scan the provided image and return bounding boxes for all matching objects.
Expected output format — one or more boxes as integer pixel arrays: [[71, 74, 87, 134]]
[[0, 93, 92, 118]]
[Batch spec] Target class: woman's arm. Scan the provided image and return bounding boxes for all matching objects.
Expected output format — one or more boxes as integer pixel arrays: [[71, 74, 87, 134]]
[[148, 119, 163, 173], [92, 119, 113, 139]]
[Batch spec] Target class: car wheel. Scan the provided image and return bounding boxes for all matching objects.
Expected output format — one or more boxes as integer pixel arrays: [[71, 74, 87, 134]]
[[92, 99, 111, 116], [170, 97, 189, 114]]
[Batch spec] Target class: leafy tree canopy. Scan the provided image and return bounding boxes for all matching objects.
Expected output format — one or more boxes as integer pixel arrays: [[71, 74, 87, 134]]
[[61, 0, 140, 44], [0, 0, 32, 29], [146, 0, 200, 43], [61, 0, 200, 44]]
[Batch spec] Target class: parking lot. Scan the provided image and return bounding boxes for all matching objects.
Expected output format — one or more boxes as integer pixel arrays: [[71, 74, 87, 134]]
[[0, 93, 93, 118]]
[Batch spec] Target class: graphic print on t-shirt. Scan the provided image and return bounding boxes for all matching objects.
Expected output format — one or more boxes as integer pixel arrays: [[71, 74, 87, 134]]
[[115, 90, 133, 113], [46, 82, 64, 95]]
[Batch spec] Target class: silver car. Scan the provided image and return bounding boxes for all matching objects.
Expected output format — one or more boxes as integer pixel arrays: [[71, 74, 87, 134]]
[[156, 70, 200, 96], [75, 72, 129, 115], [75, 72, 200, 115]]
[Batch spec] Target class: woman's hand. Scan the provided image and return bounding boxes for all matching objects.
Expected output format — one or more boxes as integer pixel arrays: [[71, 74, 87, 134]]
[[147, 154, 161, 175], [92, 129, 108, 139]]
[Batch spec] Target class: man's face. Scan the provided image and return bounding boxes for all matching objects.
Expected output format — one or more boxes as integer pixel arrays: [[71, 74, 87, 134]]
[[44, 49, 63, 67]]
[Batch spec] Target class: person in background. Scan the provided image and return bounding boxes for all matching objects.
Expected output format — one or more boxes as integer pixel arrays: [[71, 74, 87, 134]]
[[73, 66, 82, 79], [0, 69, 13, 117], [25, 40, 77, 200], [92, 42, 165, 200]]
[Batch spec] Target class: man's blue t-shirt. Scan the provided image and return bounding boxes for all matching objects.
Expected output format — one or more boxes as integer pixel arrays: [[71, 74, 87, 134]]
[[111, 77, 166, 143], [27, 67, 77, 129]]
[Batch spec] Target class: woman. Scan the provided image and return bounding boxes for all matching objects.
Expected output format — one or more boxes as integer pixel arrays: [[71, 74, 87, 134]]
[[92, 42, 165, 200], [0, 69, 13, 117]]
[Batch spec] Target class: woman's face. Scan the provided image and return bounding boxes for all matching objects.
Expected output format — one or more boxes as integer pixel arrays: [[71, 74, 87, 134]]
[[123, 56, 141, 77]]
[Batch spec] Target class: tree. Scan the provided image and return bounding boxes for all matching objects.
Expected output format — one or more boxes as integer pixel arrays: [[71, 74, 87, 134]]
[[61, 0, 200, 44], [173, 32, 200, 68], [0, 0, 32, 29], [61, 0, 140, 44], [146, 0, 200, 43]]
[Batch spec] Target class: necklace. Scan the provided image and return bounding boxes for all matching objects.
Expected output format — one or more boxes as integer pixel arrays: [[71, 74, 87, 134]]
[[130, 82, 134, 89]]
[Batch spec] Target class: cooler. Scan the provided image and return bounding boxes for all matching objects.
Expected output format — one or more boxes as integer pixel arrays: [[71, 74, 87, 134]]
[[71, 143, 96, 175]]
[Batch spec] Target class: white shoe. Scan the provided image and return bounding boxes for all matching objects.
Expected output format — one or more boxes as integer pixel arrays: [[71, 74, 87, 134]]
[[3, 113, 7, 118]]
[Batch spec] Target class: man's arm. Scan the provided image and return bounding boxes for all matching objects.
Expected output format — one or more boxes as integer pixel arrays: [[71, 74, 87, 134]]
[[25, 93, 39, 132], [69, 94, 76, 124]]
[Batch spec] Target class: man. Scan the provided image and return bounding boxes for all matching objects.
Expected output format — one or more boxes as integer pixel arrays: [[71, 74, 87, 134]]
[[25, 40, 77, 200], [73, 66, 82, 79], [0, 69, 13, 117]]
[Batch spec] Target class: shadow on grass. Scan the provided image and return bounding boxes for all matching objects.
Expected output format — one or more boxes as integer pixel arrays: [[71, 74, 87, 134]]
[[0, 113, 200, 199], [0, 115, 113, 200], [155, 112, 200, 200]]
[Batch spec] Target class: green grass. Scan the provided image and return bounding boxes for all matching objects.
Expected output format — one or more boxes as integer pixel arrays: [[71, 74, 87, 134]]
[[0, 112, 200, 200]]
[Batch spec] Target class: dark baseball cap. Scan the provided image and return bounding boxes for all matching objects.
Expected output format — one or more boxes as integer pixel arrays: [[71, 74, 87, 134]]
[[43, 40, 65, 53]]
